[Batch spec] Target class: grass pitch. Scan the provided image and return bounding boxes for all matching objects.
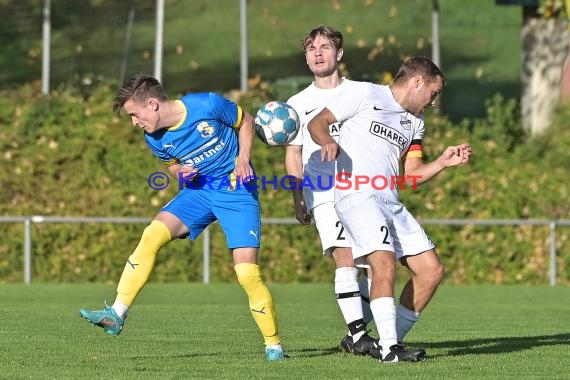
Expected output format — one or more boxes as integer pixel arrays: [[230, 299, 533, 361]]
[[0, 284, 568, 379]]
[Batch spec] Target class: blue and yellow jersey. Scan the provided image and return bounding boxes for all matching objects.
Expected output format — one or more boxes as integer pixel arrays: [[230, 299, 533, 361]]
[[144, 92, 244, 187]]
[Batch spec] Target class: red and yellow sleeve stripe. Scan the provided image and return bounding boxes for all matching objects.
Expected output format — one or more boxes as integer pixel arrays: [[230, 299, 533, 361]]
[[405, 139, 423, 159]]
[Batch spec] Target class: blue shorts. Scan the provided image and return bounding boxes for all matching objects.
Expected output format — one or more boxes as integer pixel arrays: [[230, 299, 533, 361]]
[[162, 186, 261, 249]]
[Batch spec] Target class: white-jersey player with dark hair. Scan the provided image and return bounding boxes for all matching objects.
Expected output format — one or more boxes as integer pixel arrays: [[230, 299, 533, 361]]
[[308, 56, 472, 362], [285, 26, 379, 359]]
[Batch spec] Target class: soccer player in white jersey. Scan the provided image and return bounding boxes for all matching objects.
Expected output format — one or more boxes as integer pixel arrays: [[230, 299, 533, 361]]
[[285, 26, 379, 359], [308, 57, 472, 362]]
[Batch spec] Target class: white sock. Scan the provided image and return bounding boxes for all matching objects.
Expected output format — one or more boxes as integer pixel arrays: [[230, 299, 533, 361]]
[[335, 267, 365, 341], [359, 273, 374, 325], [370, 297, 398, 356], [396, 303, 420, 342], [112, 300, 129, 320], [266, 344, 282, 350]]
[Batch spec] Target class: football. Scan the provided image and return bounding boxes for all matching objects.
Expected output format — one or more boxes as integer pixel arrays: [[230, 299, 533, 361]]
[[254, 101, 300, 146]]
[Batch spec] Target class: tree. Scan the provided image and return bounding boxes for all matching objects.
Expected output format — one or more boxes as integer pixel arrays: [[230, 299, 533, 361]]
[[497, 0, 570, 134]]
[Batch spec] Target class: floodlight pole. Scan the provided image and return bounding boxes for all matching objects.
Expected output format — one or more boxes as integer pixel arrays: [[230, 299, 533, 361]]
[[432, 0, 441, 69], [240, 0, 248, 93], [154, 0, 164, 82], [431, 0, 442, 110], [41, 0, 51, 95], [120, 8, 135, 85]]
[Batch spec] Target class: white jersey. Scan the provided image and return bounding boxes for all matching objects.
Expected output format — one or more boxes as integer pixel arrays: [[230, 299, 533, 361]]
[[287, 78, 362, 210], [328, 82, 425, 204]]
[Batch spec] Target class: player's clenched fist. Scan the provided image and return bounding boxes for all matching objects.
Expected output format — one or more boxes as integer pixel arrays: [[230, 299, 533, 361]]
[[438, 143, 472, 167]]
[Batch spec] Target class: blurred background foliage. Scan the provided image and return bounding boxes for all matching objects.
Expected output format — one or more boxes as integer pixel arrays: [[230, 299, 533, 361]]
[[0, 0, 524, 121], [0, 0, 568, 285], [1, 83, 568, 285]]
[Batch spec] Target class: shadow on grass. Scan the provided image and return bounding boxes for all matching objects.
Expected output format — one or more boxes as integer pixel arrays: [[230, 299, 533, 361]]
[[286, 346, 341, 358], [290, 333, 570, 359], [127, 348, 339, 360], [121, 334, 570, 360], [413, 333, 570, 357]]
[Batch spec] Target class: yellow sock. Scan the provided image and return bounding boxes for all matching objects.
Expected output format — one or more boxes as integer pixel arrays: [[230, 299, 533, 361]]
[[116, 220, 171, 306], [234, 263, 280, 346]]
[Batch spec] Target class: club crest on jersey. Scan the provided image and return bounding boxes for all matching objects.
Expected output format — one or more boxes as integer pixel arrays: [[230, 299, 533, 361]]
[[369, 122, 409, 150], [400, 115, 412, 130], [196, 121, 215, 138]]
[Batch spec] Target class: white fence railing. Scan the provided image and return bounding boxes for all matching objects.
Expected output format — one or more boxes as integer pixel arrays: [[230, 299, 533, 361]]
[[1, 216, 568, 286]]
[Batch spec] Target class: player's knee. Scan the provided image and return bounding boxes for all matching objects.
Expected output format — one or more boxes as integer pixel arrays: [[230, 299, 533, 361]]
[[141, 220, 171, 244], [332, 247, 354, 267], [434, 261, 445, 283], [130, 221, 171, 261], [234, 263, 262, 290], [424, 261, 444, 285], [237, 273, 261, 290]]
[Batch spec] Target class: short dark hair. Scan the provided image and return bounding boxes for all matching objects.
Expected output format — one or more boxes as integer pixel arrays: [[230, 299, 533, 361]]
[[301, 25, 344, 52], [393, 56, 446, 86], [113, 74, 168, 115]]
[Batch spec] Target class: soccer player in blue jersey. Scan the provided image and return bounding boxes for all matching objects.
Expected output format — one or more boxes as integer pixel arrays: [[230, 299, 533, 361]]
[[79, 74, 287, 361]]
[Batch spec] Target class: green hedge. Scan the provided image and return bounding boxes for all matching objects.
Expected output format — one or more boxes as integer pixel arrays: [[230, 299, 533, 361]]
[[1, 84, 568, 284]]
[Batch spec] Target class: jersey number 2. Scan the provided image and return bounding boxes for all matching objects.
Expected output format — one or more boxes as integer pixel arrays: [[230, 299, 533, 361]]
[[380, 225, 390, 244], [335, 221, 346, 240]]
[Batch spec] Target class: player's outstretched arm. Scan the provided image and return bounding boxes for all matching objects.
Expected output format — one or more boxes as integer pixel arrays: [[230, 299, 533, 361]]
[[307, 108, 339, 162], [404, 143, 472, 186], [285, 145, 312, 225]]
